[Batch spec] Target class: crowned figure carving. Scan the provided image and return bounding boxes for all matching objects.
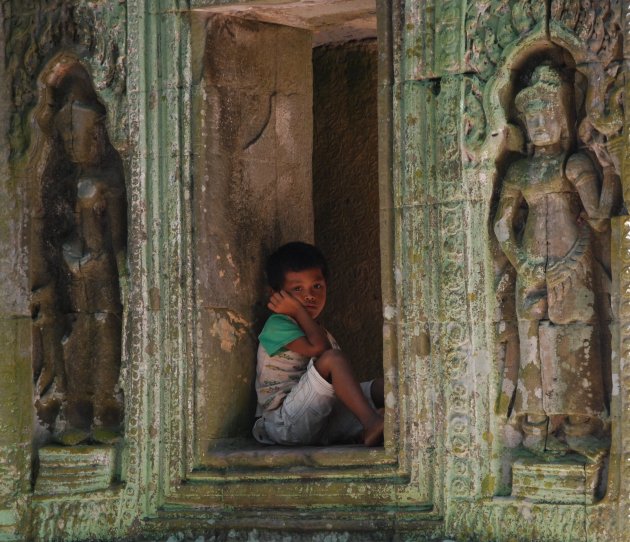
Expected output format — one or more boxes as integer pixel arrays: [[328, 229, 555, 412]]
[[30, 58, 127, 445], [494, 64, 620, 463]]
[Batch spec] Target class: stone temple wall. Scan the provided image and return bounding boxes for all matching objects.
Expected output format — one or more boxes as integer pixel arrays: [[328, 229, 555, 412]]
[[1, 1, 630, 541], [313, 39, 382, 383], [192, 13, 314, 457]]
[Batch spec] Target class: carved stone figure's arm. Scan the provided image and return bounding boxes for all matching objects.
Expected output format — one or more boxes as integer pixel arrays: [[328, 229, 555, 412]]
[[494, 181, 526, 272], [36, 84, 59, 136], [566, 153, 619, 228], [599, 166, 621, 216]]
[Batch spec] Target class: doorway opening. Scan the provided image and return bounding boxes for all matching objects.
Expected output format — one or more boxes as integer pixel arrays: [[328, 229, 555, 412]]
[[191, 0, 383, 466]]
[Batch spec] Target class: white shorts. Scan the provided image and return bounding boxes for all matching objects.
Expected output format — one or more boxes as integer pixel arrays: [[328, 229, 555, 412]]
[[253, 359, 375, 445]]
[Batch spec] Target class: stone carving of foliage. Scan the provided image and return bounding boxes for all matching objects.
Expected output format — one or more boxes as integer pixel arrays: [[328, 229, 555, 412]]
[[463, 1, 545, 161], [464, 0, 624, 171], [465, 0, 545, 81], [552, 0, 624, 173], [447, 500, 587, 541], [552, 0, 622, 66], [462, 76, 486, 163], [435, 77, 475, 500], [4, 0, 125, 159]]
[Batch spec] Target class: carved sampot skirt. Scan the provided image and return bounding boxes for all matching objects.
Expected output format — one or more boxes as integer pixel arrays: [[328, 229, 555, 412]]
[[513, 321, 606, 419]]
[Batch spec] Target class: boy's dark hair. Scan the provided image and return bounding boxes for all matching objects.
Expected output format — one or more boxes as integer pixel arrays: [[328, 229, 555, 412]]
[[266, 242, 329, 291]]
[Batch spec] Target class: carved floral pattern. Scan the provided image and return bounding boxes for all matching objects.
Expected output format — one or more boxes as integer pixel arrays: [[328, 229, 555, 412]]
[[462, 76, 486, 162], [435, 0, 466, 74], [465, 0, 545, 80], [447, 500, 586, 540], [436, 77, 474, 499], [403, 0, 466, 79], [551, 0, 622, 67], [551, 1, 624, 174]]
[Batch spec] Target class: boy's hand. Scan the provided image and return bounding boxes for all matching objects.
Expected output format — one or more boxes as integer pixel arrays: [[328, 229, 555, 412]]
[[268, 290, 330, 357], [268, 290, 306, 319]]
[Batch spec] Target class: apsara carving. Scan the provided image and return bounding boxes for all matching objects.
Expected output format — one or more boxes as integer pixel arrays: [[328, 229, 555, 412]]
[[6, 1, 125, 159]]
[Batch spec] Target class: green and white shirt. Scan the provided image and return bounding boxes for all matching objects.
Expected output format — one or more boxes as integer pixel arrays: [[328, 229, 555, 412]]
[[255, 314, 338, 415]]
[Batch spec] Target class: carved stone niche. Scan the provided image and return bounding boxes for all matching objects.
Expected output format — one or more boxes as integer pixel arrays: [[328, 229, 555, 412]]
[[190, 5, 384, 460], [170, 1, 434, 523], [29, 54, 127, 492], [491, 47, 623, 504]]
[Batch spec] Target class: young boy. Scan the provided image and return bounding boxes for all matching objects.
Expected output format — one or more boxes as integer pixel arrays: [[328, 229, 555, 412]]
[[252, 241, 384, 447]]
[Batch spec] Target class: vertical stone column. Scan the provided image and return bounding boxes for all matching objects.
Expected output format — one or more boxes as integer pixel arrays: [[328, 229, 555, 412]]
[[401, 0, 479, 522], [0, 2, 129, 538], [193, 14, 313, 458], [616, 2, 630, 530], [0, 327, 32, 541], [0, 4, 32, 540], [398, 77, 443, 505]]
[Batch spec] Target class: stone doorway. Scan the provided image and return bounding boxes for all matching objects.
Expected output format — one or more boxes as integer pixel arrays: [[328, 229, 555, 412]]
[[191, 0, 383, 462]]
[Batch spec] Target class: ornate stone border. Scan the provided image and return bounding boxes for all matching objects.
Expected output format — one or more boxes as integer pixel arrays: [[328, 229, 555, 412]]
[[3, 1, 626, 540], [124, 0, 443, 536]]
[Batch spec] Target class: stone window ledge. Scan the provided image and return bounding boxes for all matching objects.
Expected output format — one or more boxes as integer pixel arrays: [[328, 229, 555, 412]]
[[195, 438, 397, 472]]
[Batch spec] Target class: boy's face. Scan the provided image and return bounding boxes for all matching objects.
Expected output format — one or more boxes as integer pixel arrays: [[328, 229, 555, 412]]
[[281, 268, 327, 319]]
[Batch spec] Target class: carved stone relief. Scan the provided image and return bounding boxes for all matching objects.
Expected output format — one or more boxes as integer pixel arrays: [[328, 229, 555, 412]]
[[0, 2, 128, 539], [552, 1, 624, 181], [434, 76, 475, 500], [30, 56, 127, 445], [2, 0, 630, 540], [5, 1, 126, 160], [465, 0, 546, 81], [493, 62, 621, 494], [462, 1, 624, 171], [438, 0, 628, 508], [460, 1, 547, 169], [403, 0, 467, 79]]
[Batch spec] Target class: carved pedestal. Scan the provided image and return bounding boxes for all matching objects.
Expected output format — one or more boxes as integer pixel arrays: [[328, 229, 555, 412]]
[[512, 457, 603, 504], [35, 445, 119, 495]]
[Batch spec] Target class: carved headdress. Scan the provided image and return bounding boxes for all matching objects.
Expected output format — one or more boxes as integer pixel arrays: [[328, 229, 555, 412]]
[[515, 64, 573, 149], [515, 65, 564, 112]]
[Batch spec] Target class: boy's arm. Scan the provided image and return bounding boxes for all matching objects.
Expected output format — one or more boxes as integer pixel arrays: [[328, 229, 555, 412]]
[[268, 290, 331, 357]]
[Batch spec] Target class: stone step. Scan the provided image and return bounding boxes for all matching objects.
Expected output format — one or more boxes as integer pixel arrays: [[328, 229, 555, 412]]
[[34, 445, 118, 496], [511, 456, 602, 504]]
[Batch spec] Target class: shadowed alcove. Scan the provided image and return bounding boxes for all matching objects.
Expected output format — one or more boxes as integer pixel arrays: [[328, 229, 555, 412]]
[[191, 0, 382, 462]]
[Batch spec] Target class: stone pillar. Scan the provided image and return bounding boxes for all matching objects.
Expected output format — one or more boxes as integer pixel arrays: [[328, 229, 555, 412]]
[[0, 5, 33, 539], [192, 14, 313, 457]]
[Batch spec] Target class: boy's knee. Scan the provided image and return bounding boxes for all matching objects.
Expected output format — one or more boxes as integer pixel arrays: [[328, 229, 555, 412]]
[[314, 349, 345, 379], [315, 348, 343, 367]]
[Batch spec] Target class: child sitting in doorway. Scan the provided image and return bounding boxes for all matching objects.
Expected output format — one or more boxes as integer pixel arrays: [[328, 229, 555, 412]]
[[252, 241, 384, 446]]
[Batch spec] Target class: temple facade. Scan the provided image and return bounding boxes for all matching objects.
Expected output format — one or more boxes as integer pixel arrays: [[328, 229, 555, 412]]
[[1, 1, 630, 540]]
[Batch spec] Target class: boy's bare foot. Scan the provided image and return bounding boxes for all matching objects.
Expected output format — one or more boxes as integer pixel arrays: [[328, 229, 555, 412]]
[[363, 414, 384, 446]]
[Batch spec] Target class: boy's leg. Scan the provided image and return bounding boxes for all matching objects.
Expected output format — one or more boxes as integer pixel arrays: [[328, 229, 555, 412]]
[[314, 350, 383, 446], [370, 378, 384, 408], [322, 380, 377, 444], [259, 360, 336, 445]]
